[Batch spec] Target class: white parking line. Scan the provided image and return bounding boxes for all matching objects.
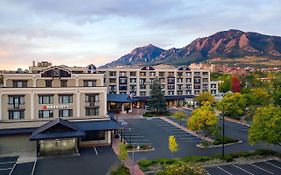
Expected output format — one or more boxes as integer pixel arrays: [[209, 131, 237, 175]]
[[0, 161, 16, 164], [0, 168, 12, 171], [250, 163, 274, 174], [233, 164, 254, 175], [94, 146, 98, 155], [265, 161, 281, 170], [217, 166, 233, 175]]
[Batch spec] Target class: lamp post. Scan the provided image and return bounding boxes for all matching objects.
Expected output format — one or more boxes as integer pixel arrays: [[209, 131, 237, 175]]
[[128, 127, 132, 146], [222, 114, 225, 158]]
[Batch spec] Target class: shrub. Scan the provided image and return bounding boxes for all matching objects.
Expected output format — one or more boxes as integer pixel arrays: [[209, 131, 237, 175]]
[[200, 141, 210, 147], [110, 165, 130, 175], [213, 136, 238, 145], [173, 111, 187, 120], [157, 162, 205, 175], [138, 160, 153, 168], [182, 156, 210, 163]]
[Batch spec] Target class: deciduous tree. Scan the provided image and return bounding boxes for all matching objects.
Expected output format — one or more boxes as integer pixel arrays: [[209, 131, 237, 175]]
[[249, 106, 281, 146], [118, 143, 128, 163], [173, 111, 187, 120], [187, 103, 218, 132], [194, 91, 215, 106], [217, 93, 246, 118], [231, 76, 241, 93], [168, 135, 178, 158]]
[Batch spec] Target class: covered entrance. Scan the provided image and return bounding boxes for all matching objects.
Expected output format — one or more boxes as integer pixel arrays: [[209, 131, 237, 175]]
[[107, 94, 135, 113], [30, 118, 85, 157]]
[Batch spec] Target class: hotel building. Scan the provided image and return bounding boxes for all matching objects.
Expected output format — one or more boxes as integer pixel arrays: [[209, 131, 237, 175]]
[[0, 62, 121, 156], [98, 65, 218, 109]]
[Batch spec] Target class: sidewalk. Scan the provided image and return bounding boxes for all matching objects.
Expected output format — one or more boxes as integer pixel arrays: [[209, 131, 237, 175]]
[[112, 138, 145, 175]]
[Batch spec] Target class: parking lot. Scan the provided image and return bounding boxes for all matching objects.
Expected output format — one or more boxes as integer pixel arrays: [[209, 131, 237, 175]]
[[0, 156, 17, 175], [121, 126, 153, 147], [150, 118, 202, 143], [206, 159, 281, 175]]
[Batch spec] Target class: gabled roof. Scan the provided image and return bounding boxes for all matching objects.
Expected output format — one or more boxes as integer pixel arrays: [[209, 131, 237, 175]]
[[30, 118, 85, 140]]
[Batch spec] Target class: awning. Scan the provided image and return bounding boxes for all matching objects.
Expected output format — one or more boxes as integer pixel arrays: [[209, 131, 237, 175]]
[[133, 95, 195, 101], [30, 118, 85, 141], [107, 94, 136, 103], [72, 119, 123, 131]]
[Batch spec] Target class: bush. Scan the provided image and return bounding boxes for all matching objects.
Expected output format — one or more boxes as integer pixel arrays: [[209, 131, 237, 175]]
[[138, 160, 153, 168], [221, 155, 234, 162], [140, 144, 153, 150], [182, 156, 210, 163], [143, 111, 172, 117], [173, 111, 187, 120], [157, 162, 205, 175], [200, 141, 210, 147], [213, 136, 238, 145], [110, 165, 130, 175]]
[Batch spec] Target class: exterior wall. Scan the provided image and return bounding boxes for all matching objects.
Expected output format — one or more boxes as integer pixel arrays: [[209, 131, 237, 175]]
[[0, 135, 36, 154], [98, 66, 219, 97], [79, 131, 111, 146]]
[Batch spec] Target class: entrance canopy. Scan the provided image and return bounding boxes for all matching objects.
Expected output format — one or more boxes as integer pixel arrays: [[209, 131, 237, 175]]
[[107, 94, 136, 103], [30, 118, 85, 141]]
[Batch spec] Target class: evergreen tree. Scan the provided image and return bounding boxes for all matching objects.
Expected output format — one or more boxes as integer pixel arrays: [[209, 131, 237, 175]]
[[147, 79, 167, 114]]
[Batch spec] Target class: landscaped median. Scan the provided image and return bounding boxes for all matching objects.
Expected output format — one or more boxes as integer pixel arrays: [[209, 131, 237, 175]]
[[126, 144, 155, 152], [138, 149, 281, 175]]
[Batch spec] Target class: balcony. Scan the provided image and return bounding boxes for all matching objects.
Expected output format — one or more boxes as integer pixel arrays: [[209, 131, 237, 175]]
[[85, 101, 99, 107]]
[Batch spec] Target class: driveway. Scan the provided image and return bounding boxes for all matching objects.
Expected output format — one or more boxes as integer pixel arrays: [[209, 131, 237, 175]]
[[34, 146, 120, 175]]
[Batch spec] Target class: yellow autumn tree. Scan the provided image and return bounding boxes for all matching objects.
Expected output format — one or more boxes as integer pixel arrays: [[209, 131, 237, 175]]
[[168, 135, 178, 158], [187, 102, 218, 133]]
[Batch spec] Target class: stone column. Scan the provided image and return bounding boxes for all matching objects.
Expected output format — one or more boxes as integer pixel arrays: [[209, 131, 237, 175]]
[[30, 93, 34, 120], [108, 131, 111, 144], [121, 103, 125, 113], [76, 92, 81, 117]]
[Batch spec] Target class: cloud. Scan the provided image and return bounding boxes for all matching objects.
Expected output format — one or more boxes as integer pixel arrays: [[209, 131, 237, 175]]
[[0, 0, 280, 69]]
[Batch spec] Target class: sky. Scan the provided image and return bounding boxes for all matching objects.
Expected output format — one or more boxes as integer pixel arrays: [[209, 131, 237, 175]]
[[0, 0, 280, 70]]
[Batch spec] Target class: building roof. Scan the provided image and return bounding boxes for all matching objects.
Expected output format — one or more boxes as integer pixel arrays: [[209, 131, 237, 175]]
[[107, 94, 136, 103], [0, 118, 123, 139], [133, 95, 195, 101], [30, 118, 85, 140], [73, 119, 123, 131]]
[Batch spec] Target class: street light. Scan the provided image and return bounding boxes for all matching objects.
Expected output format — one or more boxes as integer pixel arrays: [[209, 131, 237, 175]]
[[222, 114, 225, 158]]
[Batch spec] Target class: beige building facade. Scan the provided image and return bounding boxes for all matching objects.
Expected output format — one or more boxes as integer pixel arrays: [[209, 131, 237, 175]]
[[0, 63, 121, 156]]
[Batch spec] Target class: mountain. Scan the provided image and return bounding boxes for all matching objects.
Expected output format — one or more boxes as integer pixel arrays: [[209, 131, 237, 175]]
[[101, 29, 281, 67], [101, 44, 165, 68]]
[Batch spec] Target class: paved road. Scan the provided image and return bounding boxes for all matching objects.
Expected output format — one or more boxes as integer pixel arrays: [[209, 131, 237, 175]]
[[34, 147, 120, 175]]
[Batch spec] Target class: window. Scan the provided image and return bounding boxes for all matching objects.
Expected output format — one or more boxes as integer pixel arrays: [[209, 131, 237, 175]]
[[9, 110, 24, 120], [186, 72, 191, 76], [83, 80, 96, 87], [85, 94, 99, 106], [186, 78, 192, 83], [194, 85, 201, 89], [177, 85, 183, 90], [61, 80, 68, 87], [186, 90, 192, 95], [59, 109, 73, 117], [59, 94, 73, 103], [149, 78, 155, 83], [130, 72, 136, 76], [140, 84, 146, 89], [177, 91, 183, 95], [39, 95, 53, 104], [194, 72, 200, 76], [140, 91, 146, 96], [109, 71, 116, 76], [168, 85, 175, 90], [168, 91, 174, 95], [168, 72, 174, 77], [12, 80, 27, 88], [140, 78, 146, 84], [119, 85, 127, 90], [194, 90, 200, 95], [82, 131, 105, 141], [177, 72, 183, 77], [119, 71, 126, 77], [211, 84, 217, 88], [194, 78, 201, 84], [109, 78, 116, 83], [44, 80, 52, 87], [186, 84, 192, 90], [149, 72, 156, 76], [119, 78, 127, 84], [159, 72, 165, 77], [160, 78, 165, 83], [177, 78, 183, 83], [211, 90, 217, 94], [140, 72, 146, 76], [39, 110, 54, 118], [85, 107, 99, 116], [8, 95, 25, 108], [167, 78, 175, 84], [203, 72, 209, 76], [203, 78, 209, 82], [203, 84, 208, 90], [130, 78, 136, 83]]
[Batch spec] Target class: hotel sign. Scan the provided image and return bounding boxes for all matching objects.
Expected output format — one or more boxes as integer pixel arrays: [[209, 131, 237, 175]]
[[43, 105, 69, 109]]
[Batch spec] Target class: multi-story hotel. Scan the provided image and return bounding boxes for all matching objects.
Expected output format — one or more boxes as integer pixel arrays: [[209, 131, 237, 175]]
[[98, 65, 218, 108], [0, 62, 121, 156], [0, 61, 218, 156]]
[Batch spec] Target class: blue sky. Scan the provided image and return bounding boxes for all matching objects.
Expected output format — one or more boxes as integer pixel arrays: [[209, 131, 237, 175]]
[[0, 0, 280, 69]]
